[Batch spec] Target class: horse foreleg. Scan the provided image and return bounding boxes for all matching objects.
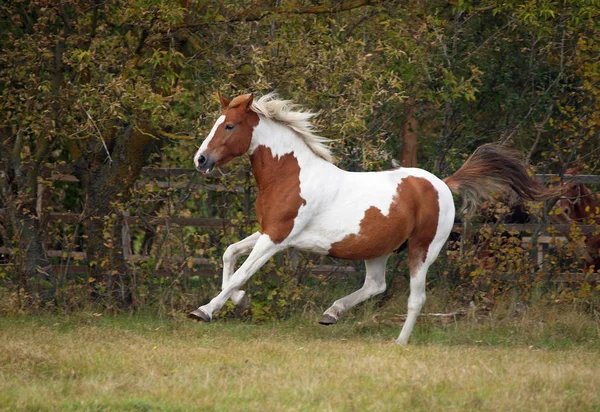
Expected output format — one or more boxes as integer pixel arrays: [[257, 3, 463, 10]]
[[222, 232, 261, 308], [190, 235, 281, 321], [319, 255, 389, 325]]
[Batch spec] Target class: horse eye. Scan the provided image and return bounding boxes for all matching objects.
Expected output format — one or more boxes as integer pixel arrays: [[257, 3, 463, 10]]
[[224, 124, 234, 131]]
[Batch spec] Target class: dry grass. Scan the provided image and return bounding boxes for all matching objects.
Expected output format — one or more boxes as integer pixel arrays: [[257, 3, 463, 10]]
[[0, 307, 599, 411]]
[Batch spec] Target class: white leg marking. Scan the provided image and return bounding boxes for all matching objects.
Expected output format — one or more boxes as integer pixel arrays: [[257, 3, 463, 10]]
[[196, 235, 281, 319], [395, 262, 428, 345], [323, 255, 389, 321], [396, 236, 449, 345], [221, 232, 261, 305]]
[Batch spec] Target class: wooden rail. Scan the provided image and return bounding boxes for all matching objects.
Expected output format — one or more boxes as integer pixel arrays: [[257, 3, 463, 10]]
[[1, 168, 599, 278], [2, 168, 600, 183], [0, 208, 595, 234]]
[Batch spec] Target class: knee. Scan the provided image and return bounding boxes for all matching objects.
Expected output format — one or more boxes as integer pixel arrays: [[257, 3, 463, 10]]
[[223, 245, 238, 263]]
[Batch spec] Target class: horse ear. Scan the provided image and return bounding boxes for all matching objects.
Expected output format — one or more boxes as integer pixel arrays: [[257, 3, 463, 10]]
[[243, 93, 254, 111], [218, 91, 230, 109], [579, 183, 592, 196]]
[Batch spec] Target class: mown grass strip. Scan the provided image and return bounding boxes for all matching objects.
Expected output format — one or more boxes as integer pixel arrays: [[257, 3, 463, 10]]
[[0, 309, 599, 411]]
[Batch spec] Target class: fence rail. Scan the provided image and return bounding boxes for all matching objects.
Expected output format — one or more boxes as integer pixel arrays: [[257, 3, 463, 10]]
[[1, 168, 599, 277]]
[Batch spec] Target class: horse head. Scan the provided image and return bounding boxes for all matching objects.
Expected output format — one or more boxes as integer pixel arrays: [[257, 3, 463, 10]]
[[554, 180, 597, 223], [194, 92, 259, 174]]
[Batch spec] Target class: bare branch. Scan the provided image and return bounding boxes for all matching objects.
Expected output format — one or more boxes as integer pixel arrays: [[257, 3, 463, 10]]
[[78, 102, 113, 164], [170, 0, 384, 33], [526, 104, 553, 163]]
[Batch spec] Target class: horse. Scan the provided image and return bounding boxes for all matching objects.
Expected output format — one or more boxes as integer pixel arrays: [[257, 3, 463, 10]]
[[554, 172, 600, 267], [189, 92, 556, 344]]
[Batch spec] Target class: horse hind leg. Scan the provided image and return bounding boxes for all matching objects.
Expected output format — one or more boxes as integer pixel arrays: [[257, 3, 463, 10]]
[[319, 254, 389, 325], [395, 234, 447, 345]]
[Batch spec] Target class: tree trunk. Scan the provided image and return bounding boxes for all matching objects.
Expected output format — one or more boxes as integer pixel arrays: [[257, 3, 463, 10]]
[[401, 103, 418, 167], [74, 121, 161, 307], [6, 202, 55, 302], [4, 130, 56, 303]]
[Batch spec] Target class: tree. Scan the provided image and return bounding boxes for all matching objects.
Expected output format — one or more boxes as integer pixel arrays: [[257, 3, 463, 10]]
[[0, 0, 597, 311]]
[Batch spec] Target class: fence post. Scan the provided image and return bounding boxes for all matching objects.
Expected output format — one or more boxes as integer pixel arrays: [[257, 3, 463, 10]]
[[122, 210, 132, 258]]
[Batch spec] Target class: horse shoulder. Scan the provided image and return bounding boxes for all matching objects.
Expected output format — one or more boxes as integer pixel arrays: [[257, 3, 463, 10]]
[[251, 147, 309, 244]]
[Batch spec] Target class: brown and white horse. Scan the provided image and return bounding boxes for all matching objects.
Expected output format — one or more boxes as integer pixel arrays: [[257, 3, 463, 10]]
[[555, 173, 600, 267], [189, 92, 555, 344]]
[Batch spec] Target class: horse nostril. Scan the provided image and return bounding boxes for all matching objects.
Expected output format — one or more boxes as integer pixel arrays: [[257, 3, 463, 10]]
[[198, 155, 206, 166]]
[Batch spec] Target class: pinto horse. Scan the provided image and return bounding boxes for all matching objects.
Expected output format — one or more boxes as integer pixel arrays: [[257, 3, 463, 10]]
[[189, 92, 554, 344]]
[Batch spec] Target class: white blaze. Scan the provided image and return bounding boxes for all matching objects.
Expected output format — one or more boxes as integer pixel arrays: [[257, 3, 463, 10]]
[[194, 115, 225, 168]]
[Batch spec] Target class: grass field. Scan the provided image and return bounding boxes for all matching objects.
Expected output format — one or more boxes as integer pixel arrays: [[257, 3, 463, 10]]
[[1, 306, 599, 411]]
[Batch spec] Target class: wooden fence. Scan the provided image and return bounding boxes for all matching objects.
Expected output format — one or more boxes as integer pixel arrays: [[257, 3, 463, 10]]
[[0, 167, 360, 276], [0, 168, 599, 277]]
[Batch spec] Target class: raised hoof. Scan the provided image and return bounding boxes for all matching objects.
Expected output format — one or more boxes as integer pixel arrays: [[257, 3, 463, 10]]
[[188, 308, 211, 322], [318, 314, 338, 325]]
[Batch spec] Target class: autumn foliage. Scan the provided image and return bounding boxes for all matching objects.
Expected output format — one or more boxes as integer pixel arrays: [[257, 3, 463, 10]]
[[0, 0, 598, 315]]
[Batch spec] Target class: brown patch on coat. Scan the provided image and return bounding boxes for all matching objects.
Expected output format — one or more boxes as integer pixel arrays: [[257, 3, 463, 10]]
[[328, 177, 439, 267], [250, 145, 306, 244], [205, 93, 259, 166]]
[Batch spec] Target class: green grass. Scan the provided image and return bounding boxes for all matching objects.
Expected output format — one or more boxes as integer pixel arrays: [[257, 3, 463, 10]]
[[0, 307, 599, 411]]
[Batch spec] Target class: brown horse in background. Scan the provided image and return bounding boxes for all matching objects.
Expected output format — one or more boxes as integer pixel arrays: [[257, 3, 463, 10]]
[[555, 171, 600, 268]]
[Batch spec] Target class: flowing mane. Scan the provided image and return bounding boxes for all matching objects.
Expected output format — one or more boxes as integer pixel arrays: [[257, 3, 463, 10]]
[[250, 93, 333, 162]]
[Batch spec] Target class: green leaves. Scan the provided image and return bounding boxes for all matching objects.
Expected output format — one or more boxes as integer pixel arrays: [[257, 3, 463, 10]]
[[1, 0, 598, 311]]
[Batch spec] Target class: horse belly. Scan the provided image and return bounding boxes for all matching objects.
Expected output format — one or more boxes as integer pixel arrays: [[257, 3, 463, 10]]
[[326, 207, 414, 260]]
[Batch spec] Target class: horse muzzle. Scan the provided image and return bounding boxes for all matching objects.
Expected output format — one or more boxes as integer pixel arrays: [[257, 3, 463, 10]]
[[195, 154, 216, 174]]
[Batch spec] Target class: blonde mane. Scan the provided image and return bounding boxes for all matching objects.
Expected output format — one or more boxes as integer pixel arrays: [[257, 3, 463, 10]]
[[250, 93, 333, 162]]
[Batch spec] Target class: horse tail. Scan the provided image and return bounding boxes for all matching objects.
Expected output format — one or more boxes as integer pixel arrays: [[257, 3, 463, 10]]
[[443, 143, 559, 215]]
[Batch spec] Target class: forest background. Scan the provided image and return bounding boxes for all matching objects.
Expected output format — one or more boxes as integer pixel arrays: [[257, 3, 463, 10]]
[[0, 0, 598, 318]]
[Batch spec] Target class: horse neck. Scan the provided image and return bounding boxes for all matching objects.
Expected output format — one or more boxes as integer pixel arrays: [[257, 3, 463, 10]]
[[248, 117, 330, 189]]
